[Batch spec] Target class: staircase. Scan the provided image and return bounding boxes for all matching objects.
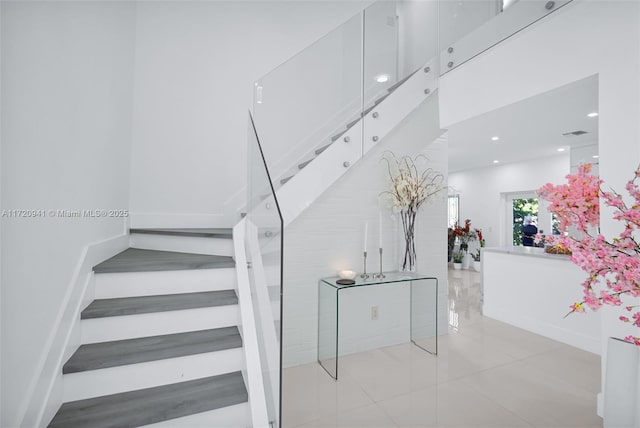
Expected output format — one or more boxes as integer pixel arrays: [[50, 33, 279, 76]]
[[48, 229, 252, 428], [253, 57, 440, 226], [274, 68, 421, 190], [50, 11, 438, 428]]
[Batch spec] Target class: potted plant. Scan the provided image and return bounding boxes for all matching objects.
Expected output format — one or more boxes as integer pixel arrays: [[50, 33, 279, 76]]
[[471, 248, 481, 272], [381, 152, 445, 272], [453, 219, 477, 269], [452, 251, 464, 270]]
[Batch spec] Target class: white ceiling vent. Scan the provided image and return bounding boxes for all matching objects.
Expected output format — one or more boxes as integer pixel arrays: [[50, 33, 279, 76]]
[[562, 130, 588, 137]]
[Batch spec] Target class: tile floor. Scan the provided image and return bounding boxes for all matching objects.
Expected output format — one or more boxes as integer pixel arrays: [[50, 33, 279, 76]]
[[282, 268, 602, 428]]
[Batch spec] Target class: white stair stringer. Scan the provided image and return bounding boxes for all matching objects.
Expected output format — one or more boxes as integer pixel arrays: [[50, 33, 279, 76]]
[[63, 347, 245, 402], [255, 57, 440, 227], [81, 305, 240, 344], [130, 233, 234, 257], [94, 267, 236, 299]]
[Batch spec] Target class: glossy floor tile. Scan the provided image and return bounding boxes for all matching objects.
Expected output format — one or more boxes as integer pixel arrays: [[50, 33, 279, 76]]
[[283, 268, 602, 428]]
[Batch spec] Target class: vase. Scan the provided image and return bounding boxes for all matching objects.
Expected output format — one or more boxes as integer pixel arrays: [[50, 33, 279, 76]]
[[400, 208, 417, 272], [453, 262, 462, 270], [603, 337, 640, 427], [473, 261, 481, 272], [461, 252, 471, 270]]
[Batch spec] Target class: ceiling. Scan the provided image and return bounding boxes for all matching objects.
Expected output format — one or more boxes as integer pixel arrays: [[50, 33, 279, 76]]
[[447, 75, 599, 173]]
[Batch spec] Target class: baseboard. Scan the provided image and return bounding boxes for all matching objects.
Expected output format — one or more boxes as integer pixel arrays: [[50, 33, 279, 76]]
[[129, 212, 232, 228], [597, 392, 603, 417], [18, 232, 129, 428]]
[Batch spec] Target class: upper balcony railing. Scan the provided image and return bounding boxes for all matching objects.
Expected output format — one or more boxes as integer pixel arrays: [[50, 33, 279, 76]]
[[439, 0, 574, 75]]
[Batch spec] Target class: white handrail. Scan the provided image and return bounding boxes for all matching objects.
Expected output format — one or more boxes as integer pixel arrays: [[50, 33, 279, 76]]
[[246, 220, 280, 426], [233, 220, 270, 428]]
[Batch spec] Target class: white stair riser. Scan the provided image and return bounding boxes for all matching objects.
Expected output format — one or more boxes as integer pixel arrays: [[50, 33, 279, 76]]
[[141, 402, 251, 428], [63, 347, 245, 402], [94, 268, 236, 299], [81, 305, 240, 344], [130, 234, 234, 257]]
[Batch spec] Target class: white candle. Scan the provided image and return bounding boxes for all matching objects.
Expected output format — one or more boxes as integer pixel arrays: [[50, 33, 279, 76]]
[[379, 210, 383, 248], [364, 222, 368, 251]]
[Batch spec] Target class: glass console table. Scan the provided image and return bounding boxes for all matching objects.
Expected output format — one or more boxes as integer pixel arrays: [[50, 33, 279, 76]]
[[318, 272, 438, 380]]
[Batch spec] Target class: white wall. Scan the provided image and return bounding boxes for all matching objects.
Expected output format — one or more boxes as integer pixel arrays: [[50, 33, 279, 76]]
[[438, 0, 640, 406], [448, 154, 569, 247], [283, 95, 447, 367], [129, 1, 371, 228], [0, 2, 136, 426]]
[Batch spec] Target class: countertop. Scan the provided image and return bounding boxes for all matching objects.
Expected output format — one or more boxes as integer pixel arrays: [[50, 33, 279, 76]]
[[482, 246, 571, 261]]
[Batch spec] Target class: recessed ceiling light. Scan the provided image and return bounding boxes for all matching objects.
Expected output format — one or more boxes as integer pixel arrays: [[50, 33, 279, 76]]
[[592, 155, 599, 159], [557, 148, 566, 152], [491, 136, 499, 141], [587, 112, 599, 118], [375, 74, 389, 83], [493, 160, 499, 164]]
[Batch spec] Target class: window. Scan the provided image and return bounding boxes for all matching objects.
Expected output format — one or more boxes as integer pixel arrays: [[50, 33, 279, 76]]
[[512, 197, 538, 245], [448, 195, 459, 228], [551, 212, 560, 235]]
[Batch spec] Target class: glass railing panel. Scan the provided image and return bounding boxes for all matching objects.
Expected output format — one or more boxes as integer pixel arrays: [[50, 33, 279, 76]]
[[439, 0, 573, 75], [246, 112, 283, 427], [396, 0, 438, 78], [252, 13, 364, 186], [362, 1, 399, 155], [363, 1, 398, 102]]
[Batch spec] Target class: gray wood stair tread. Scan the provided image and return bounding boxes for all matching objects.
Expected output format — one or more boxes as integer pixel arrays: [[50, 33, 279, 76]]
[[81, 290, 238, 319], [374, 92, 390, 105], [387, 68, 420, 93], [331, 129, 347, 142], [129, 228, 232, 239], [48, 371, 248, 428], [298, 158, 313, 170], [315, 143, 332, 155], [346, 117, 360, 129], [93, 248, 234, 273], [280, 176, 293, 185], [63, 327, 241, 374]]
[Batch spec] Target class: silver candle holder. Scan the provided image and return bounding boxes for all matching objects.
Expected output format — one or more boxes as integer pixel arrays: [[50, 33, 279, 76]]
[[373, 247, 386, 279], [360, 251, 369, 279]]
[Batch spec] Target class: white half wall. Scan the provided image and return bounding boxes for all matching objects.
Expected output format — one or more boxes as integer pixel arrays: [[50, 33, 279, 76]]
[[437, 0, 640, 406], [0, 2, 136, 426], [483, 249, 601, 355], [129, 1, 370, 227], [448, 154, 570, 247], [283, 95, 448, 367]]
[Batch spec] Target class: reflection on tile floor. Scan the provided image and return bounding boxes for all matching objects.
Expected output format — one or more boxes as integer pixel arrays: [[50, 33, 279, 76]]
[[283, 268, 602, 428]]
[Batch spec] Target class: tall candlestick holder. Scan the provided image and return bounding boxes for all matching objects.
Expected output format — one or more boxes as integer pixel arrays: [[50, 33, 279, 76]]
[[374, 247, 386, 279], [360, 251, 369, 279]]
